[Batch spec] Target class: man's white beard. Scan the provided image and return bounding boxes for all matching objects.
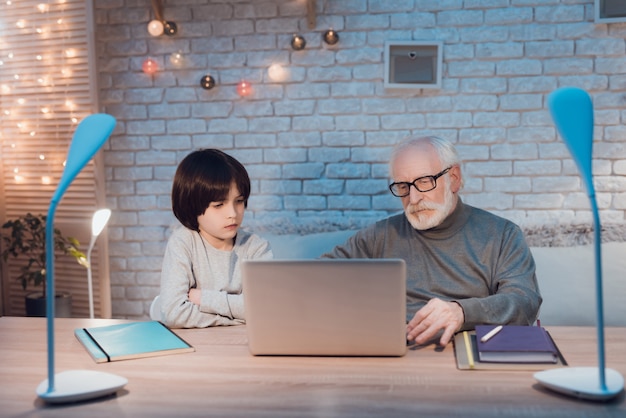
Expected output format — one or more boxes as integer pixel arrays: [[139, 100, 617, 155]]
[[405, 184, 456, 231]]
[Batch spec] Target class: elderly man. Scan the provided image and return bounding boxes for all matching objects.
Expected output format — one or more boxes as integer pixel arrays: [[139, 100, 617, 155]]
[[323, 136, 541, 346]]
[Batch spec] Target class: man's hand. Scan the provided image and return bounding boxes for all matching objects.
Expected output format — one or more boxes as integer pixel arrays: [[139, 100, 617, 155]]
[[406, 298, 464, 346], [188, 288, 201, 305]]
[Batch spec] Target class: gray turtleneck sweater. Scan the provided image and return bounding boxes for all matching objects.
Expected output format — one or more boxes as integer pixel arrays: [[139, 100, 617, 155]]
[[322, 200, 541, 329]]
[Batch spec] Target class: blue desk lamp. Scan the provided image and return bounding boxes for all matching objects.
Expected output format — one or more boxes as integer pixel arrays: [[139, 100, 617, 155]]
[[534, 87, 624, 400], [35, 114, 127, 403]]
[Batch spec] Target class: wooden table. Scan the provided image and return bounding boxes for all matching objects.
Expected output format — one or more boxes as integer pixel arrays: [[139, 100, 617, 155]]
[[0, 317, 624, 417]]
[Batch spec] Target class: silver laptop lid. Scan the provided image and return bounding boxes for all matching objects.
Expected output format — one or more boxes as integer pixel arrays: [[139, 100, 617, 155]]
[[242, 259, 407, 357]]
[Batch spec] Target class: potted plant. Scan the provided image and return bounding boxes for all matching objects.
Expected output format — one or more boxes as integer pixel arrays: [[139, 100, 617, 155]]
[[1, 213, 87, 317]]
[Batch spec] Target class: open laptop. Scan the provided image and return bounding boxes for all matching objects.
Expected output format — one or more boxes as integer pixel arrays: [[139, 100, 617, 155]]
[[241, 259, 407, 357]]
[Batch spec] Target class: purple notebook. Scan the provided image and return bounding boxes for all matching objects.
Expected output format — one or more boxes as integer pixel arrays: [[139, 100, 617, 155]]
[[475, 325, 559, 363]]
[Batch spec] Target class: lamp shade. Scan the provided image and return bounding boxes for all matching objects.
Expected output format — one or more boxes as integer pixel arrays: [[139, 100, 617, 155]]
[[92, 209, 111, 237]]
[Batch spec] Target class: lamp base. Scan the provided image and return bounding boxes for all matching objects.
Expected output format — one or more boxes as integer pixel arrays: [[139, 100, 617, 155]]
[[534, 367, 624, 401], [36, 369, 127, 404]]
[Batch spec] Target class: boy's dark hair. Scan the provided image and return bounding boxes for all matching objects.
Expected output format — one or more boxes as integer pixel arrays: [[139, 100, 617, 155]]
[[172, 149, 250, 231]]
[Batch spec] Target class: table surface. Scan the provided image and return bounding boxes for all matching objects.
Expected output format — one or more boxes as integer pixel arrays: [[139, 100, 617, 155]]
[[0, 317, 624, 417]]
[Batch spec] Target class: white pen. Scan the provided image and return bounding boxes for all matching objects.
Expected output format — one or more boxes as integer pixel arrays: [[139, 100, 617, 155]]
[[480, 325, 503, 343]]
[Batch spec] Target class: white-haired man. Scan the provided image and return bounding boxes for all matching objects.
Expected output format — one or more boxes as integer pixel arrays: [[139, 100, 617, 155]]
[[323, 136, 541, 346]]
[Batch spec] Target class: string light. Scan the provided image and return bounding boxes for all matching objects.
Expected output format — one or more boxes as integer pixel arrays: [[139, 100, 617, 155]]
[[169, 51, 184, 66], [163, 21, 177, 36], [291, 34, 306, 50], [200, 74, 216, 90], [268, 64, 288, 82], [142, 57, 158, 75], [322, 29, 340, 45], [2, 3, 101, 187], [147, 20, 164, 36], [237, 80, 252, 97]]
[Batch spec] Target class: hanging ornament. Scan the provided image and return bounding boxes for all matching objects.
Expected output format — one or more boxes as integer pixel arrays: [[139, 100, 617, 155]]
[[322, 28, 339, 45], [142, 58, 158, 75], [200, 75, 215, 90], [237, 80, 252, 97], [147, 20, 164, 36], [291, 34, 306, 51]]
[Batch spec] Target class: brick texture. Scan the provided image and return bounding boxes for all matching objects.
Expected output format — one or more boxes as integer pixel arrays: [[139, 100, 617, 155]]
[[93, 0, 626, 318]]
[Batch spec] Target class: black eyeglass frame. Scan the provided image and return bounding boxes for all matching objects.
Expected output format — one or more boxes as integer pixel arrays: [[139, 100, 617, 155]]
[[388, 167, 452, 197]]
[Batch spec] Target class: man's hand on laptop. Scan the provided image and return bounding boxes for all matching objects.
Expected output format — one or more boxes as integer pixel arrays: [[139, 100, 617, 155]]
[[406, 298, 464, 346]]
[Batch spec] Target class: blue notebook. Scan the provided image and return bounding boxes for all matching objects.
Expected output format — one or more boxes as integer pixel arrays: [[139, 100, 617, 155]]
[[75, 321, 194, 363]]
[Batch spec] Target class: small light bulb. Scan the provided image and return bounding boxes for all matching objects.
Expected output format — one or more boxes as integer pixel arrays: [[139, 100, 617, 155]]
[[142, 58, 158, 75], [268, 64, 288, 82], [147, 20, 164, 36], [170, 51, 184, 66], [237, 80, 252, 97]]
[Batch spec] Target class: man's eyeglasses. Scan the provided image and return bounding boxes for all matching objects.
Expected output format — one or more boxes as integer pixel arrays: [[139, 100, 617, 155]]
[[388, 167, 452, 197]]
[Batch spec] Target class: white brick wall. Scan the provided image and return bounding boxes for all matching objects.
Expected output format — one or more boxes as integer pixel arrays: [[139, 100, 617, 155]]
[[94, 0, 626, 318]]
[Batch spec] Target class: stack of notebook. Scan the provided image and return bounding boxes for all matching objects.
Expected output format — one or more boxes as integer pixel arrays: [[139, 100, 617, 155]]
[[453, 325, 567, 371]]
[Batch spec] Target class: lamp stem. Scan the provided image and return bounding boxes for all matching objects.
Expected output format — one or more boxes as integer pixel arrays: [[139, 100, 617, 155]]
[[86, 235, 97, 319], [45, 199, 60, 392], [590, 192, 607, 390]]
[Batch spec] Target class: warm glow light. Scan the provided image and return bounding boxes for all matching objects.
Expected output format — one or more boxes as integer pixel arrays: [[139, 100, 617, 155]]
[[36, 55, 42, 60], [147, 20, 164, 36], [61, 67, 72, 77], [169, 51, 183, 66], [30, 131, 36, 137], [65, 100, 75, 110], [14, 175, 24, 183], [41, 176, 51, 185], [1, 84, 10, 94], [16, 20, 26, 29], [65, 48, 77, 58], [37, 3, 49, 13], [237, 80, 252, 97], [268, 64, 289, 82], [17, 98, 25, 104], [41, 107, 49, 114], [39, 154, 45, 160], [142, 58, 158, 75]]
